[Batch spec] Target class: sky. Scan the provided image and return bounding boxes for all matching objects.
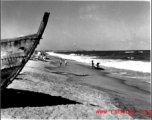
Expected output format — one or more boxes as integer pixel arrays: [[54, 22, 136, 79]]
[[1, 1, 150, 51]]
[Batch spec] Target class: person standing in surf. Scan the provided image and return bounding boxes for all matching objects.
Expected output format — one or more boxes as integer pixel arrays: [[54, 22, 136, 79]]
[[92, 60, 94, 68], [96, 62, 100, 68]]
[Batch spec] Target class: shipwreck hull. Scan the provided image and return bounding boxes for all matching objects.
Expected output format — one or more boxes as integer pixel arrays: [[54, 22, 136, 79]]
[[1, 12, 50, 90], [1, 36, 37, 89]]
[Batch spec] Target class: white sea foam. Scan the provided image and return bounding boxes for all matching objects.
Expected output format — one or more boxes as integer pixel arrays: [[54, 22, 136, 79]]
[[47, 52, 151, 73]]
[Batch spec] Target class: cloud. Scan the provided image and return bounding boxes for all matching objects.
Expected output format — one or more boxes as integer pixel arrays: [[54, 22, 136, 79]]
[[79, 14, 100, 21], [63, 31, 76, 39], [79, 5, 99, 13], [79, 4, 101, 21], [85, 5, 99, 12]]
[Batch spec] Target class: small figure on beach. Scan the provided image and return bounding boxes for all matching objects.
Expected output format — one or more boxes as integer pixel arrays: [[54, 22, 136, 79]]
[[59, 59, 62, 66], [42, 52, 47, 61], [37, 51, 41, 59], [37, 51, 46, 61], [39, 52, 46, 61], [96, 62, 100, 68], [65, 59, 68, 65], [92, 60, 94, 68]]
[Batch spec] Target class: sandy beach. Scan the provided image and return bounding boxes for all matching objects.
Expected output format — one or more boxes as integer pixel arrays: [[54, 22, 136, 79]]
[[1, 55, 151, 119]]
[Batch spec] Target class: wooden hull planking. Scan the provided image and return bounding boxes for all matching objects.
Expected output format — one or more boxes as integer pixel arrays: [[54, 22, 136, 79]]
[[1, 12, 50, 90]]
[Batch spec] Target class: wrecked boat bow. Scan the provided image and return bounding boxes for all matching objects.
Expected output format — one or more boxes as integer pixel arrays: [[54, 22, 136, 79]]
[[1, 12, 50, 91]]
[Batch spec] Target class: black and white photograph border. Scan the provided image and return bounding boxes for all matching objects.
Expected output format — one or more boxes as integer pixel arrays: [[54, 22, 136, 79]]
[[1, 0, 151, 119]]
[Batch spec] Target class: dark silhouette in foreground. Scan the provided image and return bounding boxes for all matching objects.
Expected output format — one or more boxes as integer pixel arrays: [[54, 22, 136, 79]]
[[1, 88, 81, 109]]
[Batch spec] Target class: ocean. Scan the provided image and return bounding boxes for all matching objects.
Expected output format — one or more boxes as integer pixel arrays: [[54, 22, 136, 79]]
[[47, 50, 151, 83]]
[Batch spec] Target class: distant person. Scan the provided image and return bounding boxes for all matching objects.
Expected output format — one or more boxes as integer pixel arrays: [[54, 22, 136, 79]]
[[92, 60, 94, 68], [96, 62, 100, 68], [59, 59, 62, 66], [37, 51, 41, 59], [42, 53, 46, 61], [65, 59, 68, 65]]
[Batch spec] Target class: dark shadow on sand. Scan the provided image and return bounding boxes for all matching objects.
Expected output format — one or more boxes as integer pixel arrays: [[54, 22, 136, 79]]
[[1, 88, 80, 109]]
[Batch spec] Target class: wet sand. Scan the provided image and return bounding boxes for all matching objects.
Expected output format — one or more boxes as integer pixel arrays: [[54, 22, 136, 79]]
[[1, 55, 151, 119]]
